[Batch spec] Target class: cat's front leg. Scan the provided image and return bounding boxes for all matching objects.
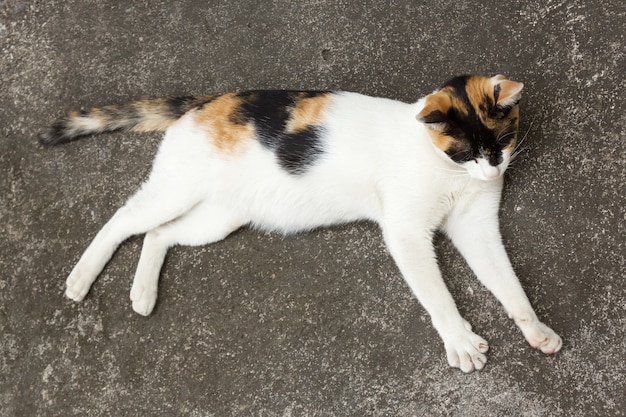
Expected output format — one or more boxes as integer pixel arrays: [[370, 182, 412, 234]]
[[445, 198, 562, 355], [382, 224, 489, 372]]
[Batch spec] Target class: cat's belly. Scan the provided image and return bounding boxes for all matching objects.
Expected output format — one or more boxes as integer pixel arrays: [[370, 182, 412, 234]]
[[235, 177, 380, 233], [205, 158, 382, 233]]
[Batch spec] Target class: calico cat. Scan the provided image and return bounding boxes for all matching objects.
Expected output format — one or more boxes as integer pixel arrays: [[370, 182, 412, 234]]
[[40, 74, 562, 372]]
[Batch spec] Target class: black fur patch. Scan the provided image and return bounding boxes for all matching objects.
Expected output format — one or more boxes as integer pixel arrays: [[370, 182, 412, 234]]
[[234, 91, 330, 174], [168, 96, 217, 117], [39, 118, 74, 146]]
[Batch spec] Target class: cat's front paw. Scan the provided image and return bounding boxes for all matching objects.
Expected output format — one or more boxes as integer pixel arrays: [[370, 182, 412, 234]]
[[65, 267, 94, 302], [515, 318, 562, 354], [130, 281, 157, 316], [443, 324, 490, 373]]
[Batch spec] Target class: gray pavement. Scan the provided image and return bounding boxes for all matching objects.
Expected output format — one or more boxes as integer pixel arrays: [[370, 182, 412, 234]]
[[1, 1, 624, 416]]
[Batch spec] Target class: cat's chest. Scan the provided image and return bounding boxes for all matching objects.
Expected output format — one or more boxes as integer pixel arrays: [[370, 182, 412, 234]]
[[382, 173, 493, 227], [423, 183, 473, 225]]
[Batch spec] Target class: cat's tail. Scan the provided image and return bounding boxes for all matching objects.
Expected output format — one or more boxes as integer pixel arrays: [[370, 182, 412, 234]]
[[39, 95, 215, 146]]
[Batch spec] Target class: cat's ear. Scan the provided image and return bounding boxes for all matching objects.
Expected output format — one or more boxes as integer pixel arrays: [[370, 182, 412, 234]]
[[416, 92, 449, 131], [491, 75, 524, 108]]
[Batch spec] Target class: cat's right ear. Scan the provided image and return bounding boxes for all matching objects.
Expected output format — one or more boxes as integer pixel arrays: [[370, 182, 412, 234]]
[[491, 75, 524, 108], [416, 92, 449, 131]]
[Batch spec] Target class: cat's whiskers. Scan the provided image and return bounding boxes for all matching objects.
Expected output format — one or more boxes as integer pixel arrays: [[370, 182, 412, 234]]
[[511, 146, 529, 161], [496, 129, 518, 143], [510, 120, 534, 161]]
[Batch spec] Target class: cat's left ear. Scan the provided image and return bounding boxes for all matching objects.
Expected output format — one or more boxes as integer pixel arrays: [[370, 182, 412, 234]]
[[416, 92, 450, 131], [491, 75, 524, 108]]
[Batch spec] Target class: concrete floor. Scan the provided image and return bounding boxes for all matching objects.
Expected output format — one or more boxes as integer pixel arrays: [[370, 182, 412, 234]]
[[1, 1, 624, 416]]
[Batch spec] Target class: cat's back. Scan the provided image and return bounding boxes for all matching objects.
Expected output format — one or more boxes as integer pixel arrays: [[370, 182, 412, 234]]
[[326, 91, 418, 137], [323, 91, 442, 175], [166, 89, 422, 171]]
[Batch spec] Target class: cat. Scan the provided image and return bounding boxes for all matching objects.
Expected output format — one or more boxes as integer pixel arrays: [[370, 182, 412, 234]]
[[40, 74, 562, 372]]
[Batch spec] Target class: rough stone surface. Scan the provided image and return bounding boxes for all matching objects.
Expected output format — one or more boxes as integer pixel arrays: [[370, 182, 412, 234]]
[[1, 1, 624, 416]]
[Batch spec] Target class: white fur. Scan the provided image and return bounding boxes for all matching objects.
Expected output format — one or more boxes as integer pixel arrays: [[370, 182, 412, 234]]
[[64, 91, 561, 372]]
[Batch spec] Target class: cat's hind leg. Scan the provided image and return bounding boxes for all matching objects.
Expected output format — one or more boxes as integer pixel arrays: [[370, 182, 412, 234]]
[[65, 174, 204, 303], [130, 201, 244, 316]]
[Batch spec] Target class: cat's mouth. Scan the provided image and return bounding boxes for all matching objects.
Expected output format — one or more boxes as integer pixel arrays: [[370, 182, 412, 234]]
[[462, 159, 504, 181]]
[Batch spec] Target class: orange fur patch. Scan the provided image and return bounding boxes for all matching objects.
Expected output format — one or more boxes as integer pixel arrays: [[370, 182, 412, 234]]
[[437, 88, 469, 118], [194, 93, 254, 152], [464, 76, 497, 128], [417, 92, 450, 120], [429, 131, 457, 153], [132, 100, 179, 132], [72, 108, 107, 130], [286, 93, 330, 133]]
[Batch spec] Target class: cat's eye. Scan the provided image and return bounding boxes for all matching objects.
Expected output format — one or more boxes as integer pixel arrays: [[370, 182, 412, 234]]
[[448, 150, 474, 164], [496, 133, 514, 146], [491, 105, 512, 120]]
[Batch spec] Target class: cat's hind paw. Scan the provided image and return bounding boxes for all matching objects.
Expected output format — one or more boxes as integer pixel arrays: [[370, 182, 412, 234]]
[[65, 268, 94, 302], [130, 281, 157, 316], [444, 328, 489, 373]]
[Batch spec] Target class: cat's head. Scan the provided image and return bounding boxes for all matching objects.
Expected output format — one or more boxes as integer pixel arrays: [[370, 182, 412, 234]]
[[416, 74, 523, 181]]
